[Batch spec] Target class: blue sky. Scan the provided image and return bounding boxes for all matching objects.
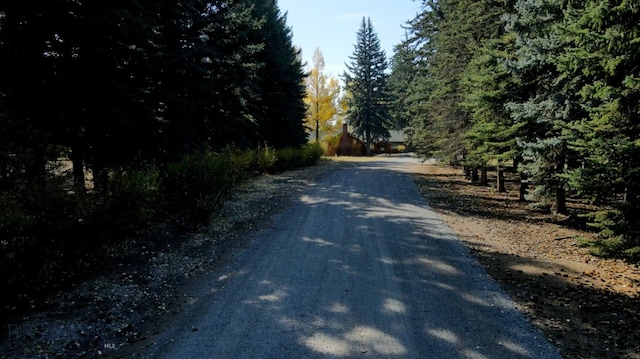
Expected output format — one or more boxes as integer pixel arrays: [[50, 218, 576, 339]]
[[278, 0, 423, 78]]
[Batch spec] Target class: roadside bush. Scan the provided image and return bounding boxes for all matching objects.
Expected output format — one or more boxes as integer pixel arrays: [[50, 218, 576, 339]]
[[303, 142, 324, 166], [273, 148, 302, 172], [0, 187, 40, 303], [229, 150, 255, 182], [0, 189, 37, 241], [96, 166, 162, 237], [272, 143, 323, 172], [0, 175, 93, 310], [253, 147, 277, 174], [582, 206, 640, 262], [161, 152, 234, 224]]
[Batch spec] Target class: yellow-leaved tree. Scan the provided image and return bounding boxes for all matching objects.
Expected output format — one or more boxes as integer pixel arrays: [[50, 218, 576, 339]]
[[304, 48, 343, 143]]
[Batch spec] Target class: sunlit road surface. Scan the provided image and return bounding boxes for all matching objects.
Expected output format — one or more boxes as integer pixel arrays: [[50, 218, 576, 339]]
[[142, 155, 561, 359]]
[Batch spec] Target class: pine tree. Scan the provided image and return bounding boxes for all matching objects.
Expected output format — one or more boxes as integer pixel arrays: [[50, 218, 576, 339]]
[[397, 5, 438, 157], [388, 36, 419, 131], [72, 0, 159, 189], [402, 0, 496, 162], [250, 0, 308, 149], [415, 0, 479, 161], [459, 1, 523, 190], [154, 0, 212, 157], [343, 17, 392, 156], [503, 0, 579, 214], [201, 0, 264, 149], [0, 2, 64, 187], [558, 0, 640, 256]]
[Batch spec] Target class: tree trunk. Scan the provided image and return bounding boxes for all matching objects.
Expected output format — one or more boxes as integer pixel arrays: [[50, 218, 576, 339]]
[[497, 166, 506, 193], [480, 166, 488, 186], [553, 158, 567, 214], [554, 186, 567, 214], [519, 172, 528, 201], [471, 167, 479, 183]]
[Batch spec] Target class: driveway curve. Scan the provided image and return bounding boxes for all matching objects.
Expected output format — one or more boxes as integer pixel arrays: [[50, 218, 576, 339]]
[[141, 155, 561, 359]]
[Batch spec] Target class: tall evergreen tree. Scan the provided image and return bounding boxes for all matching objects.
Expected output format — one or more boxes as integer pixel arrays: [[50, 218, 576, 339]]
[[411, 0, 478, 161], [343, 17, 392, 155], [558, 0, 640, 256], [155, 0, 215, 157], [402, 0, 496, 161], [201, 0, 264, 149], [388, 36, 419, 131], [500, 0, 572, 213], [251, 0, 308, 149], [73, 1, 159, 189], [397, 5, 438, 157], [459, 1, 522, 189]]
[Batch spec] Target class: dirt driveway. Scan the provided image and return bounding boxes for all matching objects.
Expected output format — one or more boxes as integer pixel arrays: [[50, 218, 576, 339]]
[[135, 156, 560, 358]]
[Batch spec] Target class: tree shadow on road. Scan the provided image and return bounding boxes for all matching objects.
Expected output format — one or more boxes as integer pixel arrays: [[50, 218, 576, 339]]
[[173, 161, 562, 358]]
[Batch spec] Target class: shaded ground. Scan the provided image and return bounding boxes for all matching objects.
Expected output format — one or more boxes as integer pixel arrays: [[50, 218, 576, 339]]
[[2, 157, 638, 358], [0, 163, 332, 358], [413, 163, 640, 359], [128, 154, 560, 359]]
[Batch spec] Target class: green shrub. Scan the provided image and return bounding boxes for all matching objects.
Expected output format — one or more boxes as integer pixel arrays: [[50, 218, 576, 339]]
[[271, 143, 323, 173], [254, 147, 277, 174], [0, 190, 37, 238], [98, 166, 162, 236], [230, 150, 255, 182], [0, 175, 92, 309], [273, 148, 301, 172], [162, 152, 233, 223], [303, 142, 324, 166], [582, 207, 640, 262]]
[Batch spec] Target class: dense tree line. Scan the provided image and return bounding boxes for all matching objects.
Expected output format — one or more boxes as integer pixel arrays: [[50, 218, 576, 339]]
[[0, 0, 307, 193], [0, 0, 313, 312], [391, 0, 640, 259]]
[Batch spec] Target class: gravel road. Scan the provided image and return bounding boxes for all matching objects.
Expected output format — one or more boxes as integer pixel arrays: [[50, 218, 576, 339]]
[[140, 155, 561, 359]]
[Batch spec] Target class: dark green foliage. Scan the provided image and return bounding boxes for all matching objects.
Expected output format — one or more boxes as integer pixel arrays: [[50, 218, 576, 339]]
[[557, 0, 640, 258], [162, 152, 234, 223], [394, 0, 640, 259], [0, 145, 321, 315], [344, 17, 393, 155], [400, 0, 489, 161], [461, 25, 522, 170], [503, 0, 577, 214], [0, 0, 315, 316], [251, 0, 309, 149], [99, 168, 164, 235], [388, 37, 419, 131], [272, 143, 324, 172]]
